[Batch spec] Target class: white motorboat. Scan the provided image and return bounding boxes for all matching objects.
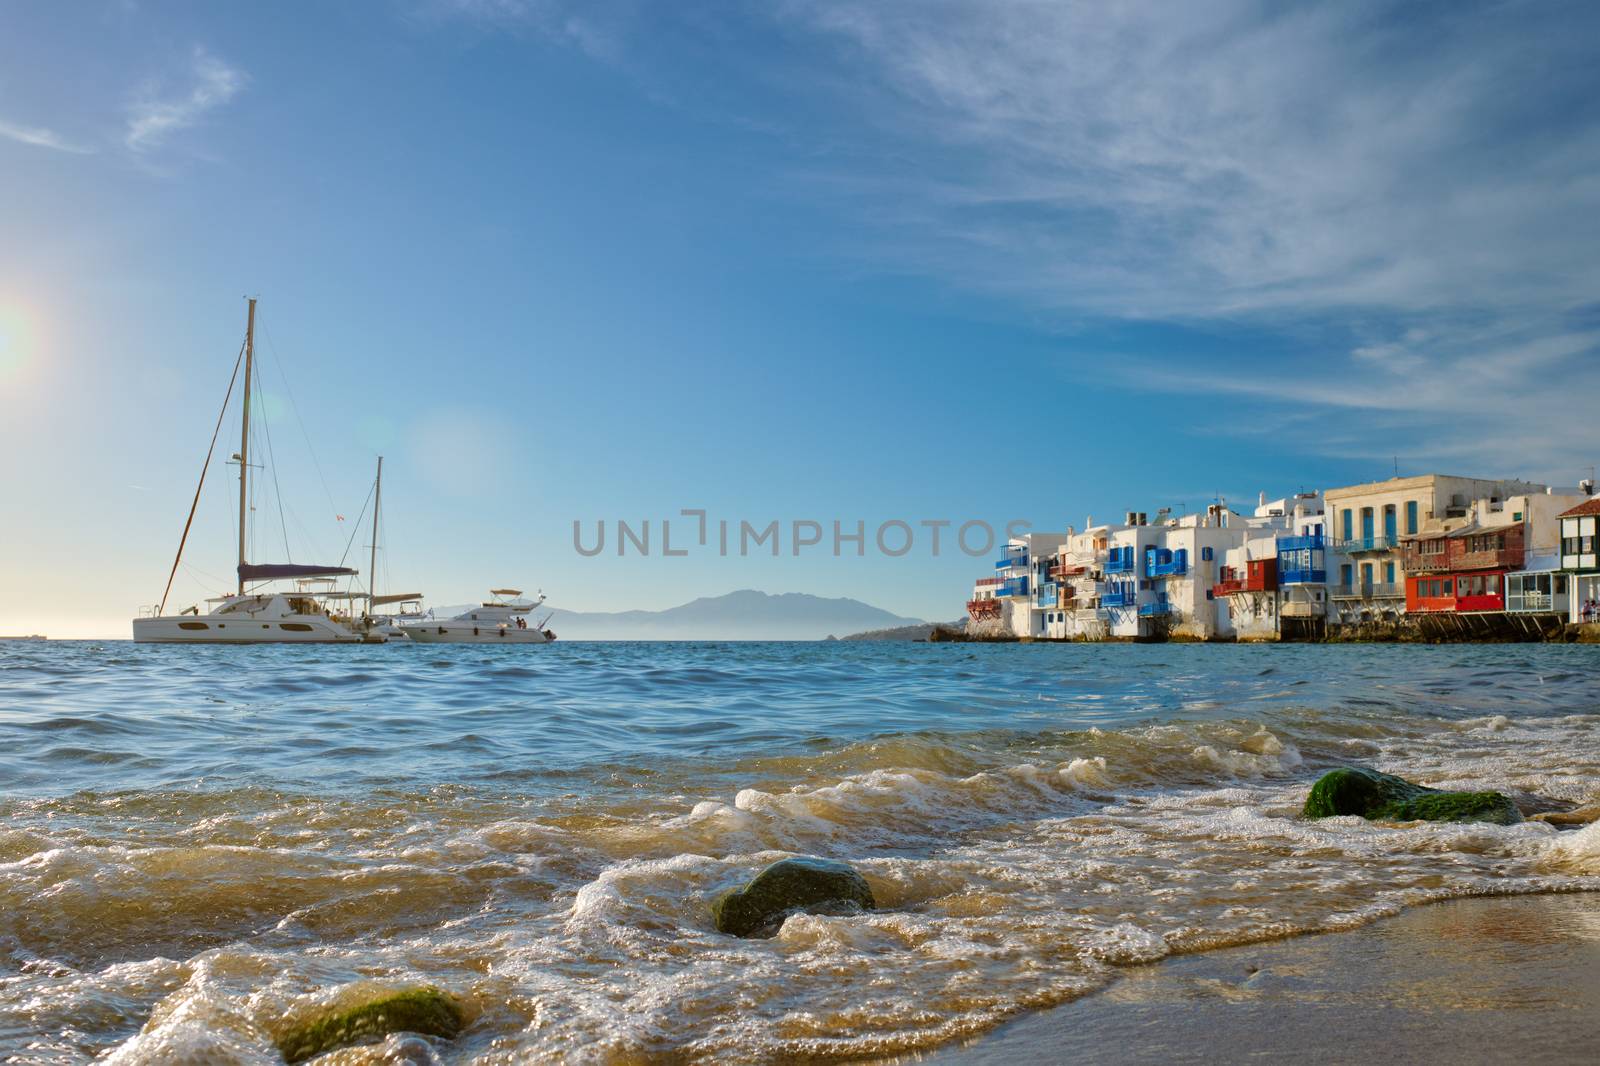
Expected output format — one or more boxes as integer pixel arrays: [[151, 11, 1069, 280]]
[[132, 299, 373, 644], [401, 589, 557, 643]]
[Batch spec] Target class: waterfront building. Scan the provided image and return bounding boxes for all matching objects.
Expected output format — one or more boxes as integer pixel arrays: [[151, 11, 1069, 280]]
[[1042, 522, 1119, 640], [1402, 488, 1585, 625], [1323, 475, 1548, 630], [1276, 496, 1330, 639], [1559, 496, 1600, 623], [1214, 532, 1282, 641]]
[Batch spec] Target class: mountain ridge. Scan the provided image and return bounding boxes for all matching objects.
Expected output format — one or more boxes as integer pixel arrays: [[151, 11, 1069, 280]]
[[429, 589, 925, 641]]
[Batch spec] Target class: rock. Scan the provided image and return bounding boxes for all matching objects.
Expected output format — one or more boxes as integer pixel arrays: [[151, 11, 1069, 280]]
[[712, 857, 875, 937], [1302, 767, 1522, 825], [275, 987, 464, 1064], [1531, 804, 1600, 826]]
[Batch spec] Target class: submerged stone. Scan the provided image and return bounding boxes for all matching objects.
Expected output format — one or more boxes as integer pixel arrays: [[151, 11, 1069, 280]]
[[275, 987, 464, 1063], [712, 857, 875, 937], [1302, 767, 1522, 826]]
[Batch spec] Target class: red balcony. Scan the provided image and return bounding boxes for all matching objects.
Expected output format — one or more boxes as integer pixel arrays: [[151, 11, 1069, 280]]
[[1212, 558, 1277, 597], [967, 598, 1002, 620], [1403, 524, 1525, 573]]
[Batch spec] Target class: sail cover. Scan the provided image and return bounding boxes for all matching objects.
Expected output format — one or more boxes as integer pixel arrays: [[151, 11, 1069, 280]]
[[371, 592, 423, 606], [238, 563, 358, 581]]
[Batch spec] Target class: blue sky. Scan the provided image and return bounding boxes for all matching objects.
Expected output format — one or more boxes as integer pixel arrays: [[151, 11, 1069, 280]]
[[3, 0, 1599, 637]]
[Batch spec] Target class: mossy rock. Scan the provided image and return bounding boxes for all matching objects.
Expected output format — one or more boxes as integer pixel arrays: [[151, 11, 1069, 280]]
[[275, 986, 464, 1063], [1303, 767, 1522, 826], [712, 857, 875, 938]]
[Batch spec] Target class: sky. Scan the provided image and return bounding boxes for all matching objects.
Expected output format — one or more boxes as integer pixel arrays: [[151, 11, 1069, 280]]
[[2, 0, 1599, 638]]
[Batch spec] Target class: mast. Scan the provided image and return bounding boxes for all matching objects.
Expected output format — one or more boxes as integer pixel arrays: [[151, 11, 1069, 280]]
[[369, 456, 383, 610], [237, 298, 256, 595]]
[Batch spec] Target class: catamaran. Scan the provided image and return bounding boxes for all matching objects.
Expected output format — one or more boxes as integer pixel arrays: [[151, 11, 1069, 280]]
[[132, 299, 372, 644], [401, 589, 557, 643]]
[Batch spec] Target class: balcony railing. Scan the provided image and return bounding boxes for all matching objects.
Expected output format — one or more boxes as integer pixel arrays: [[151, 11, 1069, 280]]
[[1138, 602, 1172, 617], [995, 577, 1029, 598], [1148, 559, 1188, 577], [1036, 583, 1058, 608], [1329, 582, 1402, 600], [1277, 534, 1326, 552], [1334, 536, 1398, 553], [1279, 568, 1327, 585], [1104, 556, 1138, 574], [1100, 588, 1137, 608], [1213, 576, 1272, 596], [994, 553, 1028, 571]]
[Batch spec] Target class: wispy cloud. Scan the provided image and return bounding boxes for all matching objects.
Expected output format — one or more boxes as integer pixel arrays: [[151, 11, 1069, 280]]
[[125, 46, 245, 152], [0, 117, 93, 154]]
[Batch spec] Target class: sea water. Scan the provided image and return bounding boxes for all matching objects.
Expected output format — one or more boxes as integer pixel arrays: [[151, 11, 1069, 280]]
[[1, 640, 1597, 1062]]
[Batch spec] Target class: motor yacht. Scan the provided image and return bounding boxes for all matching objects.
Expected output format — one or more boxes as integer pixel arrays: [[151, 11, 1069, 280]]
[[401, 589, 557, 643]]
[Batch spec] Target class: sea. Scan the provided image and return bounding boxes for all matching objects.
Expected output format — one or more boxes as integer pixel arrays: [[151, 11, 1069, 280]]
[[1, 640, 1597, 1063]]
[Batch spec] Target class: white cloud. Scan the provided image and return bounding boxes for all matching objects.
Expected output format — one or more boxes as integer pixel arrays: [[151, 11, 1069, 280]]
[[0, 118, 93, 154], [125, 46, 245, 152], [787, 0, 1600, 320]]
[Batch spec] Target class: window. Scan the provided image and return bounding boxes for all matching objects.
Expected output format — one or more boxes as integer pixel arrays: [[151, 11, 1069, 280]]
[[1383, 504, 1397, 541], [1557, 575, 1568, 594], [1341, 564, 1352, 585], [1360, 563, 1374, 585], [1405, 500, 1418, 535], [1342, 508, 1353, 540], [1384, 562, 1395, 583], [1443, 578, 1454, 594], [1201, 546, 1213, 561]]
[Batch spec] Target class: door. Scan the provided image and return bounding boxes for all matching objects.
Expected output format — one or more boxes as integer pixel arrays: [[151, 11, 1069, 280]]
[[1361, 509, 1374, 550], [1383, 506, 1397, 545]]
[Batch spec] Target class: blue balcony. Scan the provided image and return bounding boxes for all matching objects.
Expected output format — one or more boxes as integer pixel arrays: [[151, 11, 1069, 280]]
[[1279, 567, 1327, 585], [1278, 534, 1326, 553], [995, 577, 1029, 598], [1138, 601, 1172, 617], [1104, 554, 1137, 574], [994, 553, 1029, 571], [1036, 582, 1058, 608], [1148, 559, 1188, 577], [1100, 587, 1137, 608]]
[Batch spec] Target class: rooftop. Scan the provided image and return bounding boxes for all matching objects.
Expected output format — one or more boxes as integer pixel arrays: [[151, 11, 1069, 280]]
[[1559, 497, 1600, 518]]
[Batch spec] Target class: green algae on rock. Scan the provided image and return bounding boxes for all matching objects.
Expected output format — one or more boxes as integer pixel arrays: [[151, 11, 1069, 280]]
[[712, 857, 876, 938], [1303, 767, 1523, 825], [274, 986, 464, 1063]]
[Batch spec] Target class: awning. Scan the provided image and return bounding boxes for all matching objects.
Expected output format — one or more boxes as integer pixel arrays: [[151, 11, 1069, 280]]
[[490, 588, 523, 596], [372, 592, 423, 606], [239, 563, 358, 582]]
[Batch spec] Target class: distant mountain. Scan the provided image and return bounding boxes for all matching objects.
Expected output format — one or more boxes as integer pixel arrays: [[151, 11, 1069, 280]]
[[836, 619, 967, 641], [516, 589, 925, 641]]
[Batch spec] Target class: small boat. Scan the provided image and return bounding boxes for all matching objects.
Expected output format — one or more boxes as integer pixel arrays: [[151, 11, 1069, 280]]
[[132, 299, 372, 644], [401, 589, 557, 643]]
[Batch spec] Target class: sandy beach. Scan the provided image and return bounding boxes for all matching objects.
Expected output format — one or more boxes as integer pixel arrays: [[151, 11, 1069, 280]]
[[918, 892, 1600, 1065]]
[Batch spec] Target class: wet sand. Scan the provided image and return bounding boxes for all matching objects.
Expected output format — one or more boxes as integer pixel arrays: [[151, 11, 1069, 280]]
[[919, 892, 1600, 1065]]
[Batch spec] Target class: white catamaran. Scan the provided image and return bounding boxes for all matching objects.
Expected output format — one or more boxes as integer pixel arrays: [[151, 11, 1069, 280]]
[[132, 299, 372, 644]]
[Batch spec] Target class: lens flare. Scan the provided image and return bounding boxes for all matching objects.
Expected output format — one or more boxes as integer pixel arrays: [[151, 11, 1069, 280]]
[[0, 303, 36, 382]]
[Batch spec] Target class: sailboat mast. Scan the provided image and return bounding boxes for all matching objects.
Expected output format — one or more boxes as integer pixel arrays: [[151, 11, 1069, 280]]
[[369, 456, 383, 609], [238, 298, 256, 596]]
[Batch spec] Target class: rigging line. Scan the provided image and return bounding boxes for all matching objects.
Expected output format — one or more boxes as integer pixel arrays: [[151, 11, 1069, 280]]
[[258, 318, 340, 523], [336, 481, 375, 571], [254, 356, 293, 562], [159, 338, 247, 615]]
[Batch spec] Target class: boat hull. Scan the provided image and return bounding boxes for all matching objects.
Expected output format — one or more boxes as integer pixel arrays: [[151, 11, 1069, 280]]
[[401, 623, 549, 643], [132, 615, 366, 643]]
